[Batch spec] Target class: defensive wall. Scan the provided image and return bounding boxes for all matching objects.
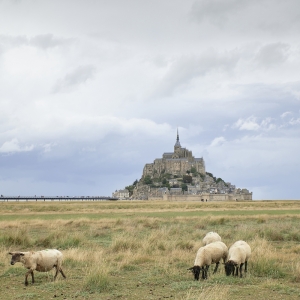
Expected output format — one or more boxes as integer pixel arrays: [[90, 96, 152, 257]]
[[148, 192, 253, 202]]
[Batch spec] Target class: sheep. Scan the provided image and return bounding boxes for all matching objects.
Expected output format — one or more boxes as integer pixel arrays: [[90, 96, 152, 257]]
[[224, 240, 251, 278], [9, 249, 66, 286], [188, 241, 228, 280], [202, 231, 222, 245]]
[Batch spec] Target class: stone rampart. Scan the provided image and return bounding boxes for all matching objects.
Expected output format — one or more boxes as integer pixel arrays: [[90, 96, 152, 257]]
[[148, 193, 252, 201]]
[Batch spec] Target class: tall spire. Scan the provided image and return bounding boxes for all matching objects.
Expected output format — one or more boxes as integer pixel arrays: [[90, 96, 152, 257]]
[[174, 128, 181, 148]]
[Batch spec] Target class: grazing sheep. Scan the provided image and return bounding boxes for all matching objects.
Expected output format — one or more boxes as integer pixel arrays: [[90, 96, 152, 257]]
[[202, 232, 222, 245], [9, 249, 66, 286], [188, 241, 228, 280], [224, 240, 251, 278]]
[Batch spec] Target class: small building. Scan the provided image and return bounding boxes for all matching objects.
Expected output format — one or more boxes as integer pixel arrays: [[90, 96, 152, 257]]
[[112, 189, 129, 200], [187, 185, 198, 194]]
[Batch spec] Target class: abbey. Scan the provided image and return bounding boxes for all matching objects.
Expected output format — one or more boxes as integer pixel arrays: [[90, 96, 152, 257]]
[[143, 130, 205, 178], [113, 131, 252, 201]]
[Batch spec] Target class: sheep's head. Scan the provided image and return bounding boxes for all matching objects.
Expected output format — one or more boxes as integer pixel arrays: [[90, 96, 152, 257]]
[[188, 266, 201, 280], [9, 252, 25, 265], [224, 260, 236, 276]]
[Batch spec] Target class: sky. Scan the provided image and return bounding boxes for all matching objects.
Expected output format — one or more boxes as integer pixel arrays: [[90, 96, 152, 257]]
[[0, 0, 300, 200]]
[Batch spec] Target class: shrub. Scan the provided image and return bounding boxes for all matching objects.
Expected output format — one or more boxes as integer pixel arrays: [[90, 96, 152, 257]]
[[183, 175, 192, 183], [143, 175, 153, 184]]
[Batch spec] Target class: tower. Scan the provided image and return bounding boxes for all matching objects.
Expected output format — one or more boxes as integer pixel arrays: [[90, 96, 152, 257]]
[[174, 128, 181, 150]]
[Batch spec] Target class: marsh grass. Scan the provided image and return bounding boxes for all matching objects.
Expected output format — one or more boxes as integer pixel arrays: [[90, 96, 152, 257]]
[[15, 293, 37, 299], [1, 200, 300, 300], [82, 264, 112, 293], [250, 237, 286, 278], [177, 284, 229, 300], [291, 262, 300, 283], [0, 227, 32, 248]]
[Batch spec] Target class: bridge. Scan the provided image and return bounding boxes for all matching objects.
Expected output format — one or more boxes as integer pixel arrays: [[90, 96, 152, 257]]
[[0, 195, 119, 202]]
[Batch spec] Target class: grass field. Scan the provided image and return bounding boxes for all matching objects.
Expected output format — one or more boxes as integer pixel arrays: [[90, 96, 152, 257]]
[[1, 200, 300, 300]]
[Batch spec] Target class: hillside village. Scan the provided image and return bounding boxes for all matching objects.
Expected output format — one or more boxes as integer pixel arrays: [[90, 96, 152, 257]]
[[113, 131, 252, 201]]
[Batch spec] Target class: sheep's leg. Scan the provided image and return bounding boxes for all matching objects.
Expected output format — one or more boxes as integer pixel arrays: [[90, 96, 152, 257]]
[[213, 262, 219, 274], [201, 267, 206, 280], [31, 271, 35, 284], [54, 267, 59, 280], [244, 261, 248, 273], [203, 265, 209, 279], [24, 273, 28, 286], [206, 265, 210, 279], [59, 268, 66, 279], [235, 266, 239, 276], [239, 263, 244, 278], [231, 265, 235, 276], [25, 269, 34, 286]]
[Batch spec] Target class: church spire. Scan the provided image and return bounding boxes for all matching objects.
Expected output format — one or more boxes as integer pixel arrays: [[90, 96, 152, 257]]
[[174, 128, 181, 148]]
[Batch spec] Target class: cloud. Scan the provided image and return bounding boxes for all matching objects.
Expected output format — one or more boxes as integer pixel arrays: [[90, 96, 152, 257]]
[[210, 136, 226, 147], [232, 116, 278, 131], [289, 118, 300, 125], [30, 34, 74, 49], [190, 0, 300, 37], [281, 111, 292, 118], [0, 139, 34, 153], [52, 65, 96, 93], [0, 34, 73, 53], [191, 0, 247, 25], [155, 49, 240, 97], [1, 0, 300, 199], [233, 116, 261, 131], [254, 43, 290, 68], [0, 35, 28, 48]]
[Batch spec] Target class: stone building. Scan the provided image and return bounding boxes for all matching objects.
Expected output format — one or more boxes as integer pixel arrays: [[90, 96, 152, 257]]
[[143, 129, 205, 178], [112, 189, 129, 200]]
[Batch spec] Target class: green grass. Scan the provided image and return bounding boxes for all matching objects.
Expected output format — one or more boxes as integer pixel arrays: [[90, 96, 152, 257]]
[[1, 209, 300, 222]]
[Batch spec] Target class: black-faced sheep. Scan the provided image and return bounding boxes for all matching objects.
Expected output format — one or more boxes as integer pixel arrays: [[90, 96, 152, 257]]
[[202, 231, 222, 245], [9, 249, 66, 286], [188, 241, 228, 280], [224, 240, 251, 277]]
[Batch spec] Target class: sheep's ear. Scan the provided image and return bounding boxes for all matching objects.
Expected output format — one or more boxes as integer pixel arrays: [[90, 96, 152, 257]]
[[20, 253, 25, 256], [8, 252, 13, 255], [187, 267, 194, 271]]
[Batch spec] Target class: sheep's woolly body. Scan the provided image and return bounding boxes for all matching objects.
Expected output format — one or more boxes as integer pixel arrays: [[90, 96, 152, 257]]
[[228, 241, 251, 265], [9, 249, 66, 285], [202, 232, 222, 245], [194, 241, 228, 266], [19, 249, 63, 272]]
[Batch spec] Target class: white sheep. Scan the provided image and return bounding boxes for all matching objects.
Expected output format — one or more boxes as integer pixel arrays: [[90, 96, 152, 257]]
[[224, 240, 251, 277], [188, 241, 228, 280], [202, 231, 222, 245], [9, 249, 66, 286]]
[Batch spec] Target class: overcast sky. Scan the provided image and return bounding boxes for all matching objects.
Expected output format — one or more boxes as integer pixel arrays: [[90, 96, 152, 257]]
[[1, 0, 300, 200]]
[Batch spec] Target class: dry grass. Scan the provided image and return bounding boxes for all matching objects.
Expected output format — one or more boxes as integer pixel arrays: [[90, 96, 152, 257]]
[[178, 285, 229, 300], [1, 200, 300, 299]]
